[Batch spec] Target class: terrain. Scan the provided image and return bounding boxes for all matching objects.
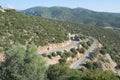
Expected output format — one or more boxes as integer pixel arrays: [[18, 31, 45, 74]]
[[0, 7, 120, 70], [0, 7, 120, 80], [58, 21, 120, 68], [22, 6, 120, 28], [70, 38, 98, 69], [0, 9, 68, 52]]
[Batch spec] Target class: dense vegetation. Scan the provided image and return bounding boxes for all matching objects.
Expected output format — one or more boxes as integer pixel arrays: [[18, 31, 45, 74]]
[[22, 7, 120, 66], [0, 43, 46, 80], [0, 9, 68, 52], [47, 64, 120, 80], [1, 43, 119, 80], [22, 6, 120, 28], [0, 7, 120, 79]]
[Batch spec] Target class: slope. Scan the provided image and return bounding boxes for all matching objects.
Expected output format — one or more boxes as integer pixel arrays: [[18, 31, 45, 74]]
[[0, 9, 69, 52], [56, 21, 120, 68]]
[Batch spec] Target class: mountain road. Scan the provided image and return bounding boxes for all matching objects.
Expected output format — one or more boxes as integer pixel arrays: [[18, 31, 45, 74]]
[[70, 38, 99, 69]]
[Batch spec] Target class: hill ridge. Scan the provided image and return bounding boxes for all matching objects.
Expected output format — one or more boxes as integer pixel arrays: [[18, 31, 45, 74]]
[[22, 6, 120, 28]]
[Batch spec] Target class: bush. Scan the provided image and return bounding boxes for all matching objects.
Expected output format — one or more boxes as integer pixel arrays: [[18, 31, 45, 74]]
[[0, 43, 46, 80], [71, 54, 76, 58], [80, 35, 86, 40], [51, 52, 56, 57], [42, 53, 47, 57], [85, 62, 102, 70], [64, 52, 71, 58], [70, 48, 77, 54], [81, 42, 89, 49], [79, 48, 85, 53], [115, 64, 120, 69], [46, 64, 120, 80], [56, 51, 62, 56], [47, 64, 70, 80], [87, 41, 92, 46], [48, 55, 52, 59], [59, 58, 66, 64], [100, 49, 107, 55]]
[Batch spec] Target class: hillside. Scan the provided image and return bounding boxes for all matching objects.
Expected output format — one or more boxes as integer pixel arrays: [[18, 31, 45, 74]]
[[55, 21, 120, 68], [0, 7, 120, 79], [0, 9, 120, 67], [0, 9, 69, 52], [22, 6, 120, 28]]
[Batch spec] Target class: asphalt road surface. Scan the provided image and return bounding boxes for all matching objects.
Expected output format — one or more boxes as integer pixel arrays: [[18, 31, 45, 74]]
[[70, 38, 99, 69], [39, 40, 79, 55]]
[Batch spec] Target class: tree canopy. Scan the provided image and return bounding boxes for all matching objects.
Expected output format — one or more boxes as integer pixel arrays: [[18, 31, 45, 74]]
[[0, 43, 46, 80], [47, 64, 120, 80]]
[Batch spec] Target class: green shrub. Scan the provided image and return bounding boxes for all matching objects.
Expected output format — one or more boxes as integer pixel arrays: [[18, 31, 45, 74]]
[[0, 43, 46, 80], [64, 52, 71, 58], [78, 48, 85, 53], [48, 55, 52, 59], [47, 64, 120, 80], [56, 51, 62, 56], [42, 53, 47, 57], [100, 49, 107, 55], [59, 58, 66, 64], [81, 42, 89, 49], [87, 41, 92, 46], [51, 52, 56, 57], [85, 62, 102, 70], [70, 48, 77, 54], [71, 54, 76, 58]]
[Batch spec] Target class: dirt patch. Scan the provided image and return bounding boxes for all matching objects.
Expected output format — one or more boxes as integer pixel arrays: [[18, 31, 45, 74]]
[[98, 43, 102, 49], [66, 53, 83, 65], [44, 55, 61, 65], [37, 40, 71, 52], [0, 53, 5, 61], [101, 54, 117, 72]]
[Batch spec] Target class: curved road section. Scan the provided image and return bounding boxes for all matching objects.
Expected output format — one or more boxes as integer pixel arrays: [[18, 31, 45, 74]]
[[39, 40, 79, 55], [70, 38, 99, 69]]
